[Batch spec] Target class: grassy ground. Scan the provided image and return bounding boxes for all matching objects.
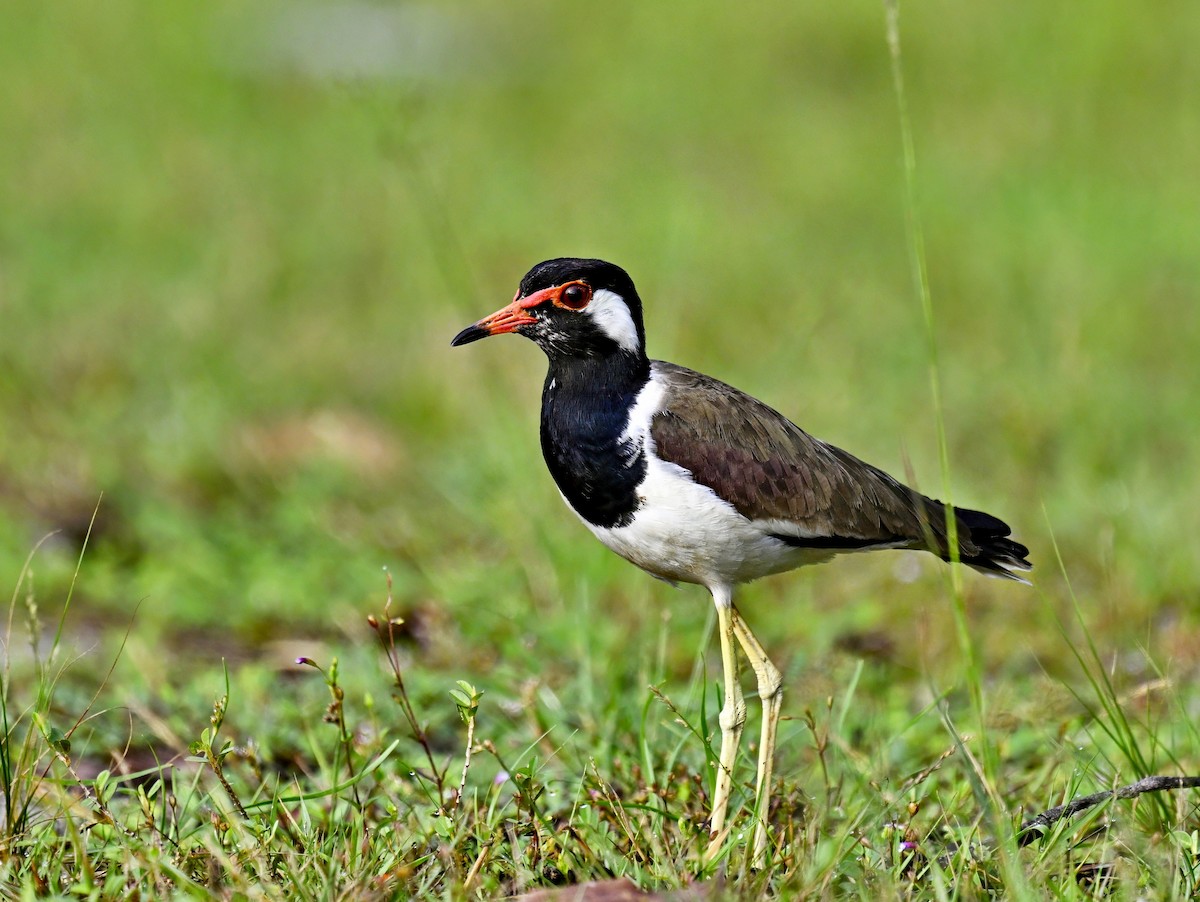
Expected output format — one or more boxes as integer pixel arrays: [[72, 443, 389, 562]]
[[3, 0, 1200, 897]]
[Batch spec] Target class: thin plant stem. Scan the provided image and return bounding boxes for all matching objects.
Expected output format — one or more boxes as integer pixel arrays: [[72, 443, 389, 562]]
[[883, 0, 986, 771]]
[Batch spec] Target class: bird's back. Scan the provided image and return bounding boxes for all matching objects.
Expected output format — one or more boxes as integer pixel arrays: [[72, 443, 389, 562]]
[[647, 361, 1031, 580]]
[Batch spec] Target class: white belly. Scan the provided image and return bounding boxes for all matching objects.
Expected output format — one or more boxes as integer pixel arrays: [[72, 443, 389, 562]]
[[567, 455, 834, 588]]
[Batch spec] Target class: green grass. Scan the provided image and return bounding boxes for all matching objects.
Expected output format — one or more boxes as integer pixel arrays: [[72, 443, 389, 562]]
[[3, 0, 1200, 897]]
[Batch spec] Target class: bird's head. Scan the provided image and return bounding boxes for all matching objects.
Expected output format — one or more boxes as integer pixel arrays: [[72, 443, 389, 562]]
[[451, 258, 646, 362]]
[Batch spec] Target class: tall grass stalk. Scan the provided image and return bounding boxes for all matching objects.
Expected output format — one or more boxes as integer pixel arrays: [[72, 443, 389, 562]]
[[883, 4, 1033, 894], [883, 0, 983, 769]]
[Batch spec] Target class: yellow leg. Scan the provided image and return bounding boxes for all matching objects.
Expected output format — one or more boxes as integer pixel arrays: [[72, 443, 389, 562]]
[[732, 608, 783, 869], [705, 585, 745, 862]]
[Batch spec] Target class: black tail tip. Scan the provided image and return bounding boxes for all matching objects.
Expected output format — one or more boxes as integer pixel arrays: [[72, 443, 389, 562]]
[[967, 540, 1033, 582], [957, 506, 1032, 582]]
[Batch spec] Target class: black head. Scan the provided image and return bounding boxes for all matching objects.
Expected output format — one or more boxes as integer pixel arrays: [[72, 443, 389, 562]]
[[451, 258, 646, 361]]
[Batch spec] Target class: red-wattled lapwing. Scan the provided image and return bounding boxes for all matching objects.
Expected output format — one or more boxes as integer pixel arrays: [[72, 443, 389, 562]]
[[451, 258, 1031, 866]]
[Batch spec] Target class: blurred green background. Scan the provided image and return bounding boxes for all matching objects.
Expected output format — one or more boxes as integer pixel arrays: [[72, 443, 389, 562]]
[[2, 0, 1199, 721]]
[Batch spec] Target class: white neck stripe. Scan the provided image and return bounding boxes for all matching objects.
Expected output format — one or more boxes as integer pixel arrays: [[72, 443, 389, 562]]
[[586, 289, 640, 353]]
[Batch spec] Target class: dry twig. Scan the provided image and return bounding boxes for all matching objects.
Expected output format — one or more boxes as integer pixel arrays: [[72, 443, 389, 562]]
[[1017, 775, 1200, 846]]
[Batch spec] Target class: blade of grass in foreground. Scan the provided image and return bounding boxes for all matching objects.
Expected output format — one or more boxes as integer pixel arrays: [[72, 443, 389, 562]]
[[882, 0, 980, 751], [883, 2, 1031, 895]]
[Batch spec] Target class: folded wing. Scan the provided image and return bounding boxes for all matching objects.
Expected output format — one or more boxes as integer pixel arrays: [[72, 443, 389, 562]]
[[648, 361, 1031, 579]]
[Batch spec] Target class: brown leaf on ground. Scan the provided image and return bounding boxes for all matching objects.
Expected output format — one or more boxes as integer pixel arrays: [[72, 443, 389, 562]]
[[236, 409, 402, 477], [513, 877, 712, 902], [833, 628, 896, 662]]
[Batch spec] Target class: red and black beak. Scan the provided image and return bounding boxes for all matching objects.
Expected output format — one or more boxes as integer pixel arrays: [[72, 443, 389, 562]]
[[451, 287, 557, 347]]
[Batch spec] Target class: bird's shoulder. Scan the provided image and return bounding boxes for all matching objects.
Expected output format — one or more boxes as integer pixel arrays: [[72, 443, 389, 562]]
[[648, 360, 815, 456]]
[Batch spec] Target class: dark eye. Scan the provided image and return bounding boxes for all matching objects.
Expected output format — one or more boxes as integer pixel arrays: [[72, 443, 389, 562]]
[[558, 282, 591, 310]]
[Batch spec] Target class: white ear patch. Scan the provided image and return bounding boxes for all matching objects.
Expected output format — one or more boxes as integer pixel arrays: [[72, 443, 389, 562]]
[[586, 289, 641, 352]]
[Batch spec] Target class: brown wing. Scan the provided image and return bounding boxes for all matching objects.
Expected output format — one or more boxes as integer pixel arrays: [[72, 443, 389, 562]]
[[648, 361, 973, 555]]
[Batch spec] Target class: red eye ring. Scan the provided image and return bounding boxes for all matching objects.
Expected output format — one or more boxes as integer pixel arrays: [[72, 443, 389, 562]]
[[556, 281, 592, 310]]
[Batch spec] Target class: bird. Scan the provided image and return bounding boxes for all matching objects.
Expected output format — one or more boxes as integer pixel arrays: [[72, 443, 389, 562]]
[[450, 257, 1031, 867]]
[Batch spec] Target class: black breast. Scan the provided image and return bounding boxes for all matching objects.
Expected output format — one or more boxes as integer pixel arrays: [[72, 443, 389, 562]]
[[539, 358, 650, 528]]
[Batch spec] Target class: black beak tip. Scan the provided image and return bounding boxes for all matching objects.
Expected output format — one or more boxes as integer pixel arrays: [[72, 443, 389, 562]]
[[450, 324, 489, 347]]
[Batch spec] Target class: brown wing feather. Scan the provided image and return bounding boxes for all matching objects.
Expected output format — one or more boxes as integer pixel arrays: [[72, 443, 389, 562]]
[[648, 361, 975, 556]]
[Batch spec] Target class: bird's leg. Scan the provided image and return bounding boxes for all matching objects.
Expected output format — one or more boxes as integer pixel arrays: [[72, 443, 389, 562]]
[[706, 586, 745, 862], [731, 608, 783, 869]]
